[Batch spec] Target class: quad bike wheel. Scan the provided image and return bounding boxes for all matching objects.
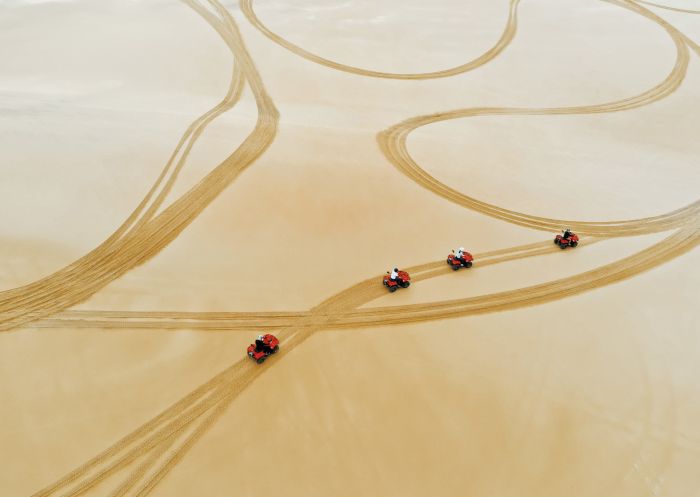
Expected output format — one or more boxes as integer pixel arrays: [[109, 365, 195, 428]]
[[401, 281, 410, 288], [452, 265, 460, 271], [560, 243, 567, 249], [272, 345, 279, 354], [571, 241, 578, 247], [256, 357, 266, 364], [464, 261, 473, 268], [389, 285, 398, 292], [554, 238, 559, 244]]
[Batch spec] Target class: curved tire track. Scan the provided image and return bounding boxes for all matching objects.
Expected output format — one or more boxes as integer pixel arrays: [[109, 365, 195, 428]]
[[377, 0, 698, 237], [22, 0, 700, 495], [240, 0, 521, 80], [0, 0, 279, 333], [29, 226, 699, 497], [636, 0, 700, 14]]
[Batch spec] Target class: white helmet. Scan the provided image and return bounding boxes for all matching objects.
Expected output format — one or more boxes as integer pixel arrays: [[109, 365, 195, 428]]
[[257, 334, 264, 341], [459, 247, 465, 252]]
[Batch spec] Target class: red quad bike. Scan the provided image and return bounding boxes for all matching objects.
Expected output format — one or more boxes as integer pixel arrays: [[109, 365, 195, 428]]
[[247, 333, 280, 364], [554, 230, 579, 249], [447, 250, 473, 270], [383, 270, 411, 293]]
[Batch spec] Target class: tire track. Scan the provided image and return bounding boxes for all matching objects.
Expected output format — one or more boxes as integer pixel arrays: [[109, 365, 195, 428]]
[[106, 227, 512, 496], [82, 1, 700, 495], [240, 0, 521, 80], [632, 0, 700, 57], [124, 0, 246, 237], [26, 0, 280, 494], [34, 239, 569, 330], [339, 228, 699, 327], [33, 230, 697, 336], [36, 310, 304, 331], [21, 0, 700, 494], [377, 0, 699, 237], [29, 224, 396, 497], [0, 62, 244, 310], [35, 161, 524, 495], [0, 0, 279, 333], [30, 227, 698, 497], [636, 0, 700, 14], [1, 11, 244, 301], [26, 1, 280, 493], [105, 429, 180, 497]]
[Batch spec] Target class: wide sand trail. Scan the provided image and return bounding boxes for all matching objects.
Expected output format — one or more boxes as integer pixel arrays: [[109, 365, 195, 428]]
[[2, 0, 699, 496]]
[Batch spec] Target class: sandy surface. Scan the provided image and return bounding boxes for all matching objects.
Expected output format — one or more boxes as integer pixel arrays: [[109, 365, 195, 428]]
[[1, 0, 699, 496]]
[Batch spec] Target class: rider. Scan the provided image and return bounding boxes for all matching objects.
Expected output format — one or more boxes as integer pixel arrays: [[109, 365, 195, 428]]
[[455, 247, 467, 262], [562, 228, 572, 239], [390, 267, 399, 282], [255, 334, 266, 352]]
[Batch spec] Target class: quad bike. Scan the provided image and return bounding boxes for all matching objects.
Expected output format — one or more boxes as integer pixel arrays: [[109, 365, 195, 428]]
[[554, 230, 579, 249], [247, 333, 280, 364], [383, 270, 411, 292], [447, 250, 473, 270]]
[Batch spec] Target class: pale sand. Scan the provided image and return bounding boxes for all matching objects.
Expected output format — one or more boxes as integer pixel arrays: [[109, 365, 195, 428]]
[[0, 0, 699, 496]]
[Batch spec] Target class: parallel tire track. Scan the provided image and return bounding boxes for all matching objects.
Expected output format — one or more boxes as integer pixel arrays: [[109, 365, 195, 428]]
[[0, 0, 279, 333], [21, 0, 700, 495], [29, 1, 278, 494], [35, 239, 589, 331], [637, 0, 700, 14], [377, 0, 698, 237], [31, 226, 698, 497], [240, 0, 521, 79]]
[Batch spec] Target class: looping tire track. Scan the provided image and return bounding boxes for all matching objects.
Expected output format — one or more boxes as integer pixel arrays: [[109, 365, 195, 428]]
[[240, 0, 521, 80], [19, 0, 700, 495], [377, 0, 698, 237]]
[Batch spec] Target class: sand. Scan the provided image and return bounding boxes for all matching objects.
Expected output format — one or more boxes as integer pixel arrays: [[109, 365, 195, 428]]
[[0, 0, 699, 496]]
